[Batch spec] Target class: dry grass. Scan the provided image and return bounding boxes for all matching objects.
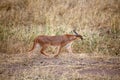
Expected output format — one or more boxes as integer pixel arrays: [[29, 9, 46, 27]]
[[0, 1, 120, 80], [0, 0, 120, 55]]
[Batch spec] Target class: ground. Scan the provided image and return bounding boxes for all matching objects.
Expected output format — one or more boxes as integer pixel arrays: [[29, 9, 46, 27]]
[[0, 52, 120, 80]]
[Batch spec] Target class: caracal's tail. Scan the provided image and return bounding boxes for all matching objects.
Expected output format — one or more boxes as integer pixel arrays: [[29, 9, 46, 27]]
[[28, 39, 37, 52]]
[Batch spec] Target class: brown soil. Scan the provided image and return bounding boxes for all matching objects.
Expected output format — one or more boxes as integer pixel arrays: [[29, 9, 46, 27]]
[[0, 53, 120, 80]]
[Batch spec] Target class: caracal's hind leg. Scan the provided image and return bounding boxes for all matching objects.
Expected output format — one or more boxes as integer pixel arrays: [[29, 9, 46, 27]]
[[66, 42, 73, 53], [40, 46, 49, 56], [54, 46, 62, 57]]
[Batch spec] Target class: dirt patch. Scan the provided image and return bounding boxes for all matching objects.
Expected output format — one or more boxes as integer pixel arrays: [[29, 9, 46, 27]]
[[0, 53, 120, 80]]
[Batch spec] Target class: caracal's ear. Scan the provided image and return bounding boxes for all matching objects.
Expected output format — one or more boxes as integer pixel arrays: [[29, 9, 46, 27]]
[[73, 29, 79, 35]]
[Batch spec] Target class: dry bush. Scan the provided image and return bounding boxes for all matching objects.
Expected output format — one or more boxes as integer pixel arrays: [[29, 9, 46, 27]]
[[0, 0, 120, 55]]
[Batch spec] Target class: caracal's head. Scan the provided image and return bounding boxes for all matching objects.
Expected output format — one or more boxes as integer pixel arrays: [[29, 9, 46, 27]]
[[73, 30, 83, 40]]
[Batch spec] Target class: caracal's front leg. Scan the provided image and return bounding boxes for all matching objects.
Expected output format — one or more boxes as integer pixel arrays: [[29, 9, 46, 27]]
[[66, 42, 73, 53], [54, 45, 62, 57], [40, 46, 49, 56]]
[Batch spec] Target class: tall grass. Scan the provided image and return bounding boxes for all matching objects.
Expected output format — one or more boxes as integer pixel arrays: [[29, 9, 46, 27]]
[[0, 0, 120, 55]]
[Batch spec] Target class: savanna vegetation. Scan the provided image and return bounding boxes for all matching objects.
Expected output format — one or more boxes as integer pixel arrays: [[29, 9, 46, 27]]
[[0, 0, 120, 55], [0, 0, 120, 80]]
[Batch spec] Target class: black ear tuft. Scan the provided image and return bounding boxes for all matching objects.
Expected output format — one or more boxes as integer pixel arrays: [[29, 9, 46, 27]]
[[73, 30, 78, 35]]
